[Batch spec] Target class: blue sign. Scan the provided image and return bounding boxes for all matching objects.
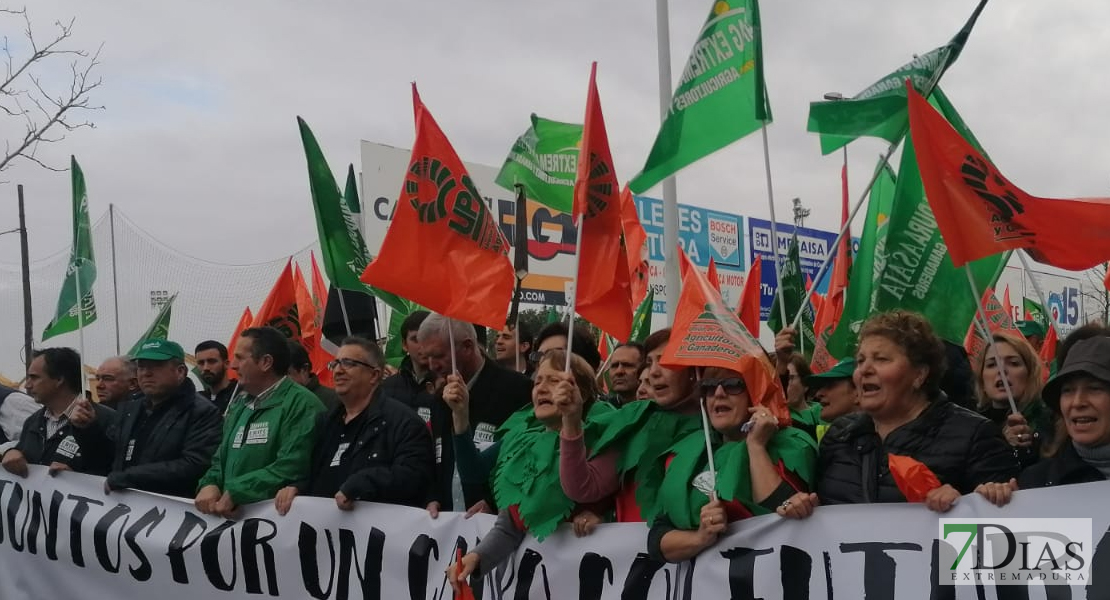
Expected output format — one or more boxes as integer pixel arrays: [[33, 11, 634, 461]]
[[635, 196, 745, 313], [748, 218, 844, 321]]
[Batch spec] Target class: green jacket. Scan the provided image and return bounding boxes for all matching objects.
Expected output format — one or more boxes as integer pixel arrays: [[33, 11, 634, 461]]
[[197, 377, 325, 505]]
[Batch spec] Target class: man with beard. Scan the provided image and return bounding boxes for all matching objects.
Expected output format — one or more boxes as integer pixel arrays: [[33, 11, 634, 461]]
[[195, 340, 238, 412], [195, 327, 324, 518], [71, 340, 223, 496]]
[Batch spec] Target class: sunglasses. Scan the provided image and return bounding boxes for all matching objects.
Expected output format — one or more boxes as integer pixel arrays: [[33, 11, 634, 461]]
[[699, 377, 746, 395]]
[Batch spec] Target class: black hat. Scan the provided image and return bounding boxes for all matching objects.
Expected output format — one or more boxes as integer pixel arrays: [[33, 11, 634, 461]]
[[1042, 337, 1110, 412]]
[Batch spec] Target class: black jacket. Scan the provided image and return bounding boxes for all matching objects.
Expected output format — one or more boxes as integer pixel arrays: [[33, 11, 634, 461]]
[[75, 378, 223, 497], [301, 389, 434, 508], [380, 356, 448, 507], [12, 401, 115, 475], [817, 399, 1019, 504], [450, 359, 533, 510], [1018, 441, 1106, 489]]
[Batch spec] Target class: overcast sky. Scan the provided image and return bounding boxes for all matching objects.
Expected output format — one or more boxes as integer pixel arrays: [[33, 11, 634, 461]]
[[1, 0, 1108, 267]]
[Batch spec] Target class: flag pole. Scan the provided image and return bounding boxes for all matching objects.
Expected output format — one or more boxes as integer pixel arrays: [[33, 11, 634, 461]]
[[335, 288, 353, 336], [514, 315, 522, 374], [654, 0, 680, 326], [964, 265, 1019, 414], [75, 257, 88, 404], [790, 144, 901, 329], [696, 368, 718, 502], [565, 214, 585, 372], [1017, 251, 1053, 330], [448, 319, 458, 376], [760, 124, 789, 328]]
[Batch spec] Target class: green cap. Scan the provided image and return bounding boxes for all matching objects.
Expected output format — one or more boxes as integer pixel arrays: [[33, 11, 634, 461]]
[[132, 339, 185, 361], [1016, 320, 1045, 339], [804, 357, 856, 388]]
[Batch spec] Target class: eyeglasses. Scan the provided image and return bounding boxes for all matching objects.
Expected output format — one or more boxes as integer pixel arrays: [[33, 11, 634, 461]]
[[327, 358, 379, 371], [699, 377, 746, 395], [528, 348, 565, 363]]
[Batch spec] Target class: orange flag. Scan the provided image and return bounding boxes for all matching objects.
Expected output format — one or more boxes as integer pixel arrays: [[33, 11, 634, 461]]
[[1001, 285, 1015, 324], [252, 259, 303, 341], [309, 253, 334, 386], [572, 63, 632, 341], [814, 171, 852, 344], [908, 84, 1110, 270], [963, 287, 1019, 367], [360, 84, 514, 330], [663, 247, 789, 426], [620, 185, 650, 304], [227, 306, 253, 378], [888, 454, 942, 503], [293, 263, 318, 355], [1039, 324, 1058, 381], [706, 258, 721, 293], [735, 255, 762, 338]]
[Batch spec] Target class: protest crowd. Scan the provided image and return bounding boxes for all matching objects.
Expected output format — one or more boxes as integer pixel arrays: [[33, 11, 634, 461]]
[[7, 0, 1110, 596]]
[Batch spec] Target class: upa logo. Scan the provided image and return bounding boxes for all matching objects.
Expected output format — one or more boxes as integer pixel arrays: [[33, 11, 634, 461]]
[[707, 215, 740, 264], [939, 518, 1091, 586]]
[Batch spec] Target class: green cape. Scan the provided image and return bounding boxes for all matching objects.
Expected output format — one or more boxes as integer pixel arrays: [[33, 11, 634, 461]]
[[491, 401, 614, 540], [658, 427, 818, 530], [589, 400, 701, 523]]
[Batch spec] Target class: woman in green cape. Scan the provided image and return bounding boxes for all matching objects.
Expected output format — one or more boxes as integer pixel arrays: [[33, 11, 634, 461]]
[[448, 350, 613, 589], [559, 328, 703, 524], [647, 361, 818, 563]]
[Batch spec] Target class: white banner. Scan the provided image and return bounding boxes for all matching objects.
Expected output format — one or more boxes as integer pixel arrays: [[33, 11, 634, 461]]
[[1, 467, 1108, 599]]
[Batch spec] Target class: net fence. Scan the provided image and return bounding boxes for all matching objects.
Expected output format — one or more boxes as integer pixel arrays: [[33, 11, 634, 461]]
[[0, 207, 326, 382]]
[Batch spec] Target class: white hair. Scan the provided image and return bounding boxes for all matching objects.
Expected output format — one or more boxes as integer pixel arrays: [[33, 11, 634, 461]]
[[417, 313, 476, 347]]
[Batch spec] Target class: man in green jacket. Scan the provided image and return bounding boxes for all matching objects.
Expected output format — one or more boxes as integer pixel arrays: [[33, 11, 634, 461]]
[[195, 326, 325, 517]]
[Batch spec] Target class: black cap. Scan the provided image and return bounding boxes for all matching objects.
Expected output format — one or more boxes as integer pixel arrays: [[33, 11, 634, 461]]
[[1042, 337, 1110, 412]]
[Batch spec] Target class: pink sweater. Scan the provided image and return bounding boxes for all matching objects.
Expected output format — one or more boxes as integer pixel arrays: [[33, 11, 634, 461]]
[[559, 432, 619, 503]]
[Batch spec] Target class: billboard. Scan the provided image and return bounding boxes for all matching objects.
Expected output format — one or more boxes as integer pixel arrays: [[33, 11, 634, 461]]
[[996, 265, 1086, 337], [747, 218, 841, 320], [360, 141, 749, 313]]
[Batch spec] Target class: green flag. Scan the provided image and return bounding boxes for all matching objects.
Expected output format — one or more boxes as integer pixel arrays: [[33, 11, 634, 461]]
[[825, 159, 897, 359], [864, 92, 1007, 345], [43, 156, 97, 340], [806, 0, 989, 154], [1023, 298, 1048, 330], [545, 305, 561, 324], [384, 299, 419, 368], [127, 293, 176, 357], [629, 0, 771, 193], [630, 289, 655, 343], [767, 236, 816, 359], [342, 164, 361, 215], [298, 117, 407, 313], [495, 114, 582, 213]]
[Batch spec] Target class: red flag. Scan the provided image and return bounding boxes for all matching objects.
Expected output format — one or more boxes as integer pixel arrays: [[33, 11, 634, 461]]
[[252, 259, 303, 342], [361, 85, 515, 330], [963, 287, 1019, 366], [735, 255, 762, 338], [1001, 285, 1015, 324], [1103, 268, 1110, 294], [293, 263, 320, 375], [309, 253, 334, 387], [663, 247, 789, 426], [706, 258, 721, 293], [908, 84, 1110, 270], [620, 185, 650, 304], [1039, 324, 1058, 381], [888, 454, 942, 503], [227, 306, 253, 379], [815, 167, 852, 343], [572, 63, 632, 341]]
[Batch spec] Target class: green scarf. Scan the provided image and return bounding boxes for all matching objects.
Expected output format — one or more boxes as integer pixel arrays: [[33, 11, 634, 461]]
[[790, 402, 824, 428], [491, 401, 614, 541], [590, 401, 701, 523], [657, 427, 818, 530]]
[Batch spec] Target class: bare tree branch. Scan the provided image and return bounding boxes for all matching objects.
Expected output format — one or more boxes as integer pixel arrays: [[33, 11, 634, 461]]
[[0, 6, 103, 174]]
